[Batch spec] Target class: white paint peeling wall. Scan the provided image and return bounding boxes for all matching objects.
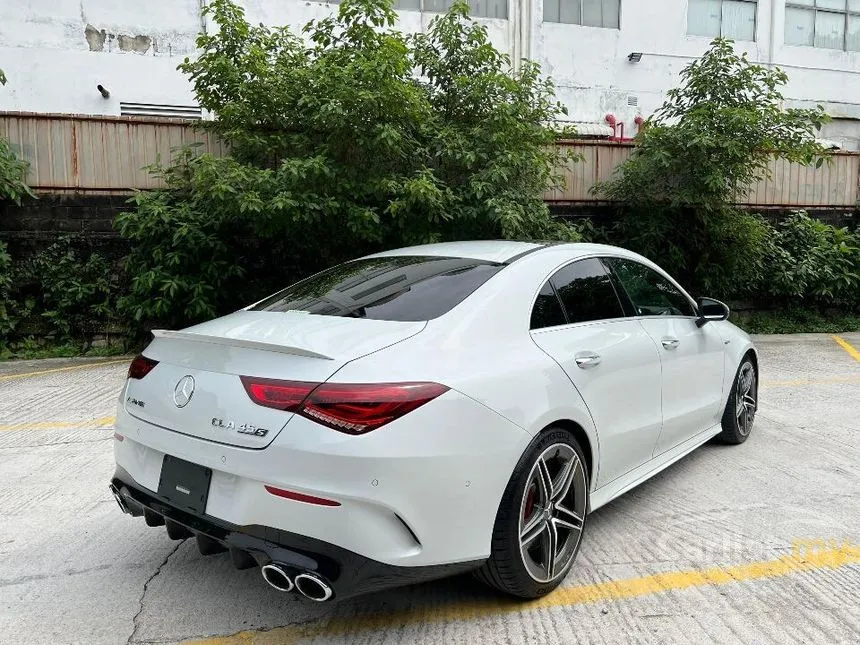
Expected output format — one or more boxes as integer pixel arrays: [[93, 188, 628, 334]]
[[0, 0, 201, 115], [535, 0, 860, 147], [0, 0, 857, 147]]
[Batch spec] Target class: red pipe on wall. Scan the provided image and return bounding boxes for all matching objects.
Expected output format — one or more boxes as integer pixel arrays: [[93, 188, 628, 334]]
[[605, 113, 633, 142]]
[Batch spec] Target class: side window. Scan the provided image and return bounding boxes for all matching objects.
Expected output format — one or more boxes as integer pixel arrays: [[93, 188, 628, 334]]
[[605, 258, 695, 317], [550, 258, 626, 324], [530, 282, 567, 330]]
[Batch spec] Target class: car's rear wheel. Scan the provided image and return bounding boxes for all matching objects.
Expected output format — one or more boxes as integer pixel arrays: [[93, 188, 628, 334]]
[[718, 356, 758, 444], [475, 427, 588, 599]]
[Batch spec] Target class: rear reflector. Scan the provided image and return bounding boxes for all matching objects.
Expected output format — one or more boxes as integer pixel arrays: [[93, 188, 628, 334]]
[[128, 355, 159, 380], [264, 485, 341, 507], [240, 377, 449, 434]]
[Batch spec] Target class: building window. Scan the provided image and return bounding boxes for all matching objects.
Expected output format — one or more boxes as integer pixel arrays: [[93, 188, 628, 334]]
[[371, 0, 507, 19], [785, 1, 860, 51], [688, 0, 758, 41], [543, 0, 621, 28]]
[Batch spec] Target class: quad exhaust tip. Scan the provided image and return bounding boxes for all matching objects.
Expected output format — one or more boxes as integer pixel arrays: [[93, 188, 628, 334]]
[[262, 565, 334, 601], [261, 564, 294, 592], [294, 573, 333, 602], [109, 484, 130, 514]]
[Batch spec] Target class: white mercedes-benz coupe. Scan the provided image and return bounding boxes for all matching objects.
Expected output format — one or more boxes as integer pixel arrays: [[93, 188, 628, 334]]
[[110, 241, 758, 602]]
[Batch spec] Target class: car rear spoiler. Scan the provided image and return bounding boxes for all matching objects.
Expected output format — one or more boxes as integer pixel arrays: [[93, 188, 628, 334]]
[[151, 330, 334, 361]]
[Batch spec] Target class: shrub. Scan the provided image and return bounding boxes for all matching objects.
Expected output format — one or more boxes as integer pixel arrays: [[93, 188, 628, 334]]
[[14, 237, 123, 342], [596, 39, 828, 294], [119, 0, 579, 330], [0, 241, 13, 344], [760, 212, 860, 311], [116, 151, 251, 329]]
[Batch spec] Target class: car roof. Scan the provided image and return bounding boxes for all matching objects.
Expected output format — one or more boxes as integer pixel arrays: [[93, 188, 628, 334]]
[[363, 241, 638, 265]]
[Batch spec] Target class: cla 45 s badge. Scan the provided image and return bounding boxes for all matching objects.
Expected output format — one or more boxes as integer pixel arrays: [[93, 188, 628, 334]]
[[211, 417, 269, 437]]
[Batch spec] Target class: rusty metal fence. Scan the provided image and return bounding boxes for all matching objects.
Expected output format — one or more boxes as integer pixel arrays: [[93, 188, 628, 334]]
[[547, 140, 860, 208], [0, 112, 225, 194], [2, 112, 858, 208]]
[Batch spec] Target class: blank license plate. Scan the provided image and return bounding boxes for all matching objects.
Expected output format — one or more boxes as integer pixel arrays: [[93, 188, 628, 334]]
[[157, 455, 212, 515]]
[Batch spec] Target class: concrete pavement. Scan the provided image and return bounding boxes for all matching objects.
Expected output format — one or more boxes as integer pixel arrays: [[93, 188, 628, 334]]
[[0, 334, 858, 644]]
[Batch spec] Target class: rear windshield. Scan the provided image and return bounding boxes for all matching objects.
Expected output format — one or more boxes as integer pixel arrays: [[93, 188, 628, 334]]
[[250, 256, 505, 322]]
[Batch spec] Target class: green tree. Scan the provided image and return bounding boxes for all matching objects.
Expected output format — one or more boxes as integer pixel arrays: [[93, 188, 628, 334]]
[[119, 0, 576, 328], [596, 39, 828, 296]]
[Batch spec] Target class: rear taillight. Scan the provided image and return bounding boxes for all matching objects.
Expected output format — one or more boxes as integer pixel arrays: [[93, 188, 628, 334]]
[[240, 378, 448, 435], [128, 355, 159, 380], [302, 382, 448, 434], [240, 377, 317, 412]]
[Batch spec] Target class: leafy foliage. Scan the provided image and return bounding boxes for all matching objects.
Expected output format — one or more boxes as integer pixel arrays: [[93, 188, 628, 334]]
[[596, 39, 829, 293], [13, 237, 122, 342], [116, 150, 251, 329], [0, 241, 13, 344], [120, 0, 577, 329], [733, 308, 860, 335], [759, 212, 860, 310], [0, 137, 35, 205]]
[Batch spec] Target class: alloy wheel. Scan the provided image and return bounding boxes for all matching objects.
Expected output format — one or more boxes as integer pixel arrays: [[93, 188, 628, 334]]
[[735, 362, 757, 436], [518, 443, 587, 583]]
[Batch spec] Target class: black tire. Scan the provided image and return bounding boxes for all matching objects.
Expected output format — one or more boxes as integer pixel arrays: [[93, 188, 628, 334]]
[[475, 426, 589, 599], [718, 356, 758, 444]]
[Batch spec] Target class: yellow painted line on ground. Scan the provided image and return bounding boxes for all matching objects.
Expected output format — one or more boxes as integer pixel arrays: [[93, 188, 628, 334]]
[[832, 335, 860, 363], [0, 358, 130, 383], [760, 375, 860, 388], [184, 542, 860, 645], [0, 415, 116, 432]]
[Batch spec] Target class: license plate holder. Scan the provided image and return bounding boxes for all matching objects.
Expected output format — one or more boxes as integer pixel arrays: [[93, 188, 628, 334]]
[[157, 455, 212, 515]]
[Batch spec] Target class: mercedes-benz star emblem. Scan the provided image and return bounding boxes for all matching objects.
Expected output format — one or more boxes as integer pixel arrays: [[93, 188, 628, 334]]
[[173, 375, 195, 408]]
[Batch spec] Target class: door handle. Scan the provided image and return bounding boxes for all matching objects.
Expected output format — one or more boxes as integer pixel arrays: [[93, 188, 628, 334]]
[[575, 352, 601, 369], [661, 337, 680, 350]]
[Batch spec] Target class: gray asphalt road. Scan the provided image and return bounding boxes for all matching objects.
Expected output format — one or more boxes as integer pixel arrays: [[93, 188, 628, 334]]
[[1, 334, 858, 645]]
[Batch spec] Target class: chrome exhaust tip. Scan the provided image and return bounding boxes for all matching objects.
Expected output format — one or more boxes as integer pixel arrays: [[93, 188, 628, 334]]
[[294, 573, 333, 602], [109, 484, 130, 514], [261, 564, 294, 592]]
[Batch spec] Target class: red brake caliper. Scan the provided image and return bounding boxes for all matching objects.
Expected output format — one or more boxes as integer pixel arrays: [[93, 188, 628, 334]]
[[523, 482, 537, 521]]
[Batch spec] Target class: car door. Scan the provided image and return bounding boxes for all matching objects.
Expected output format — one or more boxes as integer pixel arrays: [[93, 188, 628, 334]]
[[529, 258, 663, 487], [603, 257, 726, 456]]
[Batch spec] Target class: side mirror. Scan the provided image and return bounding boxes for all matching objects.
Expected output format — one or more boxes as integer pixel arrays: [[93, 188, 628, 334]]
[[696, 297, 730, 327]]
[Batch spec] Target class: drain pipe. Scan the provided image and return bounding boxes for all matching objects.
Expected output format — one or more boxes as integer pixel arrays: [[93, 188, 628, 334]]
[[768, 0, 778, 67], [199, 0, 208, 35]]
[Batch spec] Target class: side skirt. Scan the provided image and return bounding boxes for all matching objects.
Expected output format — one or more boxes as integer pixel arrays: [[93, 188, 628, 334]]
[[589, 423, 723, 511]]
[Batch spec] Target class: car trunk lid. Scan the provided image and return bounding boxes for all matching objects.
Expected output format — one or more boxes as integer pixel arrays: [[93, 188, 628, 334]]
[[124, 311, 425, 448]]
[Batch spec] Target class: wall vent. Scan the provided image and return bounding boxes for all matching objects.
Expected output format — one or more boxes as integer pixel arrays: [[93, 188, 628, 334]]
[[120, 102, 202, 119], [627, 95, 639, 107]]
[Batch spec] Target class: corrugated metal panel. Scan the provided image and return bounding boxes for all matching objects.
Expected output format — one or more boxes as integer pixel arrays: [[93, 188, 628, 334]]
[[0, 112, 224, 192], [547, 140, 859, 208], [546, 141, 634, 203], [736, 154, 860, 207], [1, 112, 857, 207]]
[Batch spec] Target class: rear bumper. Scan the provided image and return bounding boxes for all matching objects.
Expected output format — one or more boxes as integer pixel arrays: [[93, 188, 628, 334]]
[[114, 385, 531, 568], [111, 466, 482, 600]]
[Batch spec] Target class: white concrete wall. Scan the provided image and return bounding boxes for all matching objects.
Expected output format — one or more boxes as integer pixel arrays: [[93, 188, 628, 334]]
[[0, 0, 510, 116], [535, 0, 860, 145], [0, 0, 857, 147]]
